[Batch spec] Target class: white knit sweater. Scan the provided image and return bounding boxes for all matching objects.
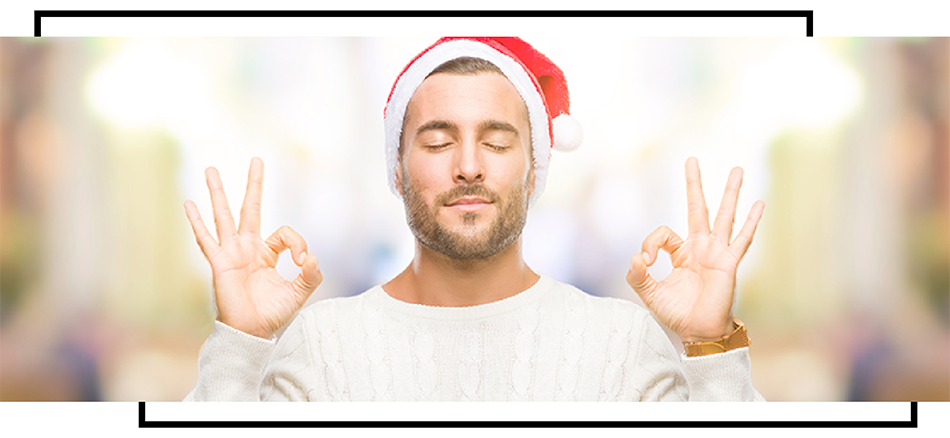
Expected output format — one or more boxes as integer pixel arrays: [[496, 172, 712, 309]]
[[185, 274, 763, 401]]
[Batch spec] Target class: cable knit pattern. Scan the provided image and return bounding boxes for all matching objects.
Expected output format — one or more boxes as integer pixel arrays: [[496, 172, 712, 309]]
[[411, 319, 436, 399], [556, 289, 586, 400], [314, 300, 346, 401], [510, 305, 538, 400], [602, 300, 632, 400], [185, 274, 764, 402]]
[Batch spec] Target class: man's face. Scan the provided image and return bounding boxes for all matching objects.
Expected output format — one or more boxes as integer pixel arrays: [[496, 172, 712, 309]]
[[397, 72, 534, 260]]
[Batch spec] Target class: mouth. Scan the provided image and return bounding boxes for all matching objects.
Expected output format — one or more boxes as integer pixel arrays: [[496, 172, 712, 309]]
[[445, 196, 492, 212]]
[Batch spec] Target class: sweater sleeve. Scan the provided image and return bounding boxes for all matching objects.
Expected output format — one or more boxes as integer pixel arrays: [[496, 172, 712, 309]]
[[183, 313, 321, 401], [626, 312, 690, 401], [183, 321, 276, 401], [259, 311, 324, 401], [629, 312, 764, 401], [681, 347, 765, 401]]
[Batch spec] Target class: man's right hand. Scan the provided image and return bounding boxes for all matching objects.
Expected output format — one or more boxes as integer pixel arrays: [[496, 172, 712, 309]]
[[183, 157, 322, 339]]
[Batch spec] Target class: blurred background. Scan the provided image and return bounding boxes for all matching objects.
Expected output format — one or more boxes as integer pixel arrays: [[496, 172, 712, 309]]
[[1, 37, 946, 401]]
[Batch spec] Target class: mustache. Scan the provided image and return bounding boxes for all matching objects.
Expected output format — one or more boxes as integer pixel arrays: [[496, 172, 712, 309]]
[[436, 184, 501, 206]]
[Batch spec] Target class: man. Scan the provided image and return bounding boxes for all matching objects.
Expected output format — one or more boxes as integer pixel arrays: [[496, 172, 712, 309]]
[[183, 37, 765, 401]]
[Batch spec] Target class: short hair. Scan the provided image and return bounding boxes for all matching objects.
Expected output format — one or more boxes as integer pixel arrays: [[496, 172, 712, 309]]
[[426, 56, 503, 77], [400, 57, 505, 155]]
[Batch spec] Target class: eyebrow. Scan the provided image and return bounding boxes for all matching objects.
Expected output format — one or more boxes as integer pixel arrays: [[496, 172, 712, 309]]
[[478, 120, 520, 136], [414, 119, 521, 137], [415, 120, 457, 136]]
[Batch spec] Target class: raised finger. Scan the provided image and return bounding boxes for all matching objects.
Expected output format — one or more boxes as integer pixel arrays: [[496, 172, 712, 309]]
[[640, 225, 685, 266], [711, 167, 744, 241], [205, 166, 238, 242], [729, 200, 765, 259], [265, 225, 309, 266], [685, 157, 711, 235], [183, 200, 220, 258], [238, 157, 264, 235]]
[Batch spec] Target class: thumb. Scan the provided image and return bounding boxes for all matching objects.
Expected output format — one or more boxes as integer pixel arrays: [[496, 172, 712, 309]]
[[626, 252, 658, 301], [291, 252, 323, 300]]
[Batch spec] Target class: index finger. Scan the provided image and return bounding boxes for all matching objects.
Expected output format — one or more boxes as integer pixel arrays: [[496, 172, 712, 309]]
[[685, 157, 711, 235], [238, 157, 264, 235]]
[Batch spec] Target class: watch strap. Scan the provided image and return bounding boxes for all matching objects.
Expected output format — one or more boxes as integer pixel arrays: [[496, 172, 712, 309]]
[[683, 317, 751, 357]]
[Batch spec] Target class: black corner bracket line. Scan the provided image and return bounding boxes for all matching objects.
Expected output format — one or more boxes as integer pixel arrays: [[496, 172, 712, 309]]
[[33, 10, 814, 37], [138, 401, 916, 429]]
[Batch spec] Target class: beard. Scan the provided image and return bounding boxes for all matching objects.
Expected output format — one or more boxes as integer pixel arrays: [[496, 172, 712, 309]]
[[401, 173, 530, 261]]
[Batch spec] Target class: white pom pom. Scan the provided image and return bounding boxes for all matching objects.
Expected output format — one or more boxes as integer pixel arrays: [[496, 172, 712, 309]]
[[552, 114, 583, 152]]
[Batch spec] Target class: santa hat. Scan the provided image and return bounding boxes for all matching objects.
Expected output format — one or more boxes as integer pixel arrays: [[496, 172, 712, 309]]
[[384, 37, 583, 207]]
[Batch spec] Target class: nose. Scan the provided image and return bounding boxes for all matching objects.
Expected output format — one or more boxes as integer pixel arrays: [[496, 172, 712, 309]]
[[454, 140, 484, 184]]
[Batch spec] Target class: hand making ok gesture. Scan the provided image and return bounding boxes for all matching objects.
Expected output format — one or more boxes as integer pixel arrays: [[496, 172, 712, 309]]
[[183, 157, 322, 339], [626, 157, 765, 343]]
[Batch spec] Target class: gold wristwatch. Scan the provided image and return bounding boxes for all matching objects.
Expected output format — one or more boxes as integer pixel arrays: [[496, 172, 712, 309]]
[[683, 318, 751, 357]]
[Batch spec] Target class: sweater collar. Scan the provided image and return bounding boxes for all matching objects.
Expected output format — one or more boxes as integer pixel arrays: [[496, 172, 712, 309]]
[[369, 273, 555, 320]]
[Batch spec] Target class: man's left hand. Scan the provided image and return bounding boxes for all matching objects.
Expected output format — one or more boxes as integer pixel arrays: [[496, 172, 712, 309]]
[[626, 157, 765, 343]]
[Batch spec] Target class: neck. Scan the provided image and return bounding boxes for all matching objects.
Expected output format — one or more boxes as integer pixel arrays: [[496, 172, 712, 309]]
[[383, 237, 539, 307]]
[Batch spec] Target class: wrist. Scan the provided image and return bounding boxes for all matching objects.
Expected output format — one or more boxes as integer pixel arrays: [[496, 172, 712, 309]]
[[683, 317, 751, 357], [216, 317, 274, 340], [680, 319, 736, 343]]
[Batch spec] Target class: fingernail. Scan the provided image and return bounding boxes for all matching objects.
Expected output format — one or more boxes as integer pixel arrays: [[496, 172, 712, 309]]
[[642, 251, 650, 263]]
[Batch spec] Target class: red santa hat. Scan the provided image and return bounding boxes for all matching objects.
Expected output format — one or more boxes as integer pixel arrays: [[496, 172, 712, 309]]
[[384, 37, 583, 207]]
